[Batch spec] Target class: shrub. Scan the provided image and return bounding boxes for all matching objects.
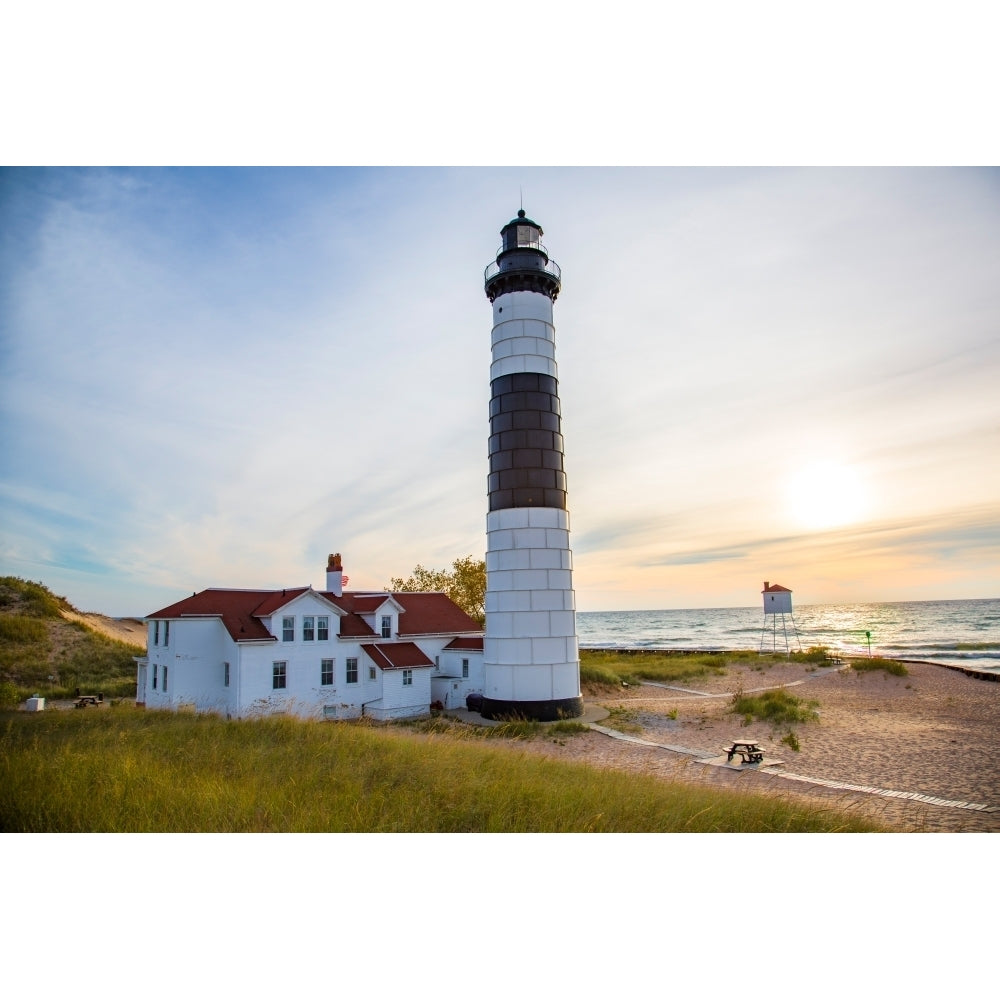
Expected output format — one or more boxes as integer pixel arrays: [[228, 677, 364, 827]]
[[0, 680, 20, 709], [780, 731, 801, 752], [549, 720, 589, 735], [793, 646, 834, 663], [730, 688, 819, 727], [851, 658, 908, 677]]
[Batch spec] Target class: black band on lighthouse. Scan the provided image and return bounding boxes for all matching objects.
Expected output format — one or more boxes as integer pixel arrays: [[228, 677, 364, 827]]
[[484, 268, 560, 303], [480, 694, 585, 722], [487, 372, 567, 511]]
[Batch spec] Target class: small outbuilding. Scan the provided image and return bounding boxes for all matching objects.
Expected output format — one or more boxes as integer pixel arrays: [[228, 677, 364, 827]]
[[761, 581, 793, 614], [759, 581, 801, 655]]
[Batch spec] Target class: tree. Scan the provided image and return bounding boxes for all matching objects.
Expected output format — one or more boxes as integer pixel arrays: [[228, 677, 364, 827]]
[[388, 555, 486, 626]]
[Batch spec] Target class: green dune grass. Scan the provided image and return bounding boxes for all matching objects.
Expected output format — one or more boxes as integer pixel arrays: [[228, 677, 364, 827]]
[[1, 706, 883, 833]]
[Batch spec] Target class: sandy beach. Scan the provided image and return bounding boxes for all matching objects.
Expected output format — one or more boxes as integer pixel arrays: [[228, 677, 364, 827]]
[[522, 658, 1000, 832]]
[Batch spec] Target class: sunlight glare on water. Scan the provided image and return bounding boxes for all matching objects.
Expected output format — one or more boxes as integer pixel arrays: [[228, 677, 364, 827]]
[[576, 598, 1000, 673]]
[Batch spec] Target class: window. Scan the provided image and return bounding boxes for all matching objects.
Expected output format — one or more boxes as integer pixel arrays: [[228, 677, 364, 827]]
[[273, 661, 287, 689], [282, 616, 294, 642], [346, 658, 358, 684], [153, 621, 159, 646], [317, 616, 329, 641], [224, 662, 230, 687], [381, 615, 391, 639], [368, 664, 376, 681], [163, 665, 168, 691], [402, 669, 413, 686], [163, 621, 170, 646], [462, 658, 469, 678], [152, 663, 157, 690], [303, 616, 315, 641], [321, 659, 334, 686]]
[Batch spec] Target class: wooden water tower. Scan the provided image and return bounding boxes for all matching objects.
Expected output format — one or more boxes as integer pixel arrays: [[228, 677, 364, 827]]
[[759, 581, 802, 655]]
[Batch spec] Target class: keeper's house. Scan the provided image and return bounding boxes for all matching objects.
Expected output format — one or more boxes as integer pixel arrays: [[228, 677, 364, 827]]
[[135, 555, 484, 721]]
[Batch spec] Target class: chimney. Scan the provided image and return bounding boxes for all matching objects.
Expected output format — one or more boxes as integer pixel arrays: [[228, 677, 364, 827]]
[[327, 553, 344, 597], [763, 581, 769, 590]]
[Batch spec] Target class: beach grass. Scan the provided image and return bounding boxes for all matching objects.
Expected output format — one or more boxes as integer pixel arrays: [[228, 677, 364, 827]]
[[850, 657, 909, 676], [580, 648, 741, 687], [0, 705, 883, 832], [730, 688, 820, 727]]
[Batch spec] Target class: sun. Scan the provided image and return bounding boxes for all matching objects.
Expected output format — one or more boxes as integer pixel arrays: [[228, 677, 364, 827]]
[[784, 460, 868, 530]]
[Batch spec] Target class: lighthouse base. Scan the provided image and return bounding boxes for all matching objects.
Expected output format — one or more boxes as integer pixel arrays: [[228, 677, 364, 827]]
[[480, 694, 584, 722]]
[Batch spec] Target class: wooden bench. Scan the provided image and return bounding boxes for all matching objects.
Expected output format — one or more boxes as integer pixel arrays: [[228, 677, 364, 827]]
[[724, 740, 764, 764]]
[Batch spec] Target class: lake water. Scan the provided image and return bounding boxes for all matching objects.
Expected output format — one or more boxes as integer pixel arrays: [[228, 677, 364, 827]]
[[576, 598, 1000, 674]]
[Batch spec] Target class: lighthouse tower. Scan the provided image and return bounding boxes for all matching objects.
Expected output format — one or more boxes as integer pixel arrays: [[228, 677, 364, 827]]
[[481, 209, 583, 721]]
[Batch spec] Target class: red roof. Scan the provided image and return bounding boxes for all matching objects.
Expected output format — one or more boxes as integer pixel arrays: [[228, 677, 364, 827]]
[[147, 589, 279, 642], [337, 594, 394, 614], [762, 583, 792, 593], [147, 587, 482, 643], [333, 613, 377, 638], [360, 642, 434, 670], [253, 588, 316, 616], [393, 592, 481, 635], [443, 637, 484, 650]]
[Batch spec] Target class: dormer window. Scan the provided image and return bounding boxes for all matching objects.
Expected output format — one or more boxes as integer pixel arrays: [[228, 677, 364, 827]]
[[381, 615, 392, 639]]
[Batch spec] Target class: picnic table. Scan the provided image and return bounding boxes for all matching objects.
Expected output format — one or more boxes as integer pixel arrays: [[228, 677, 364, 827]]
[[74, 693, 104, 708], [724, 739, 764, 764]]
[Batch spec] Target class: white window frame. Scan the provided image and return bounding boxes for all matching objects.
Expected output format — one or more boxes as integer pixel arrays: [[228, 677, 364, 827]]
[[317, 616, 329, 641], [163, 665, 168, 691], [282, 616, 294, 642], [321, 658, 334, 686], [224, 662, 230, 687], [402, 669, 413, 686], [303, 616, 315, 641], [368, 664, 376, 682], [163, 621, 170, 646], [152, 663, 157, 690], [381, 615, 392, 639], [462, 658, 469, 678], [273, 661, 287, 689], [345, 658, 358, 684], [153, 621, 159, 646]]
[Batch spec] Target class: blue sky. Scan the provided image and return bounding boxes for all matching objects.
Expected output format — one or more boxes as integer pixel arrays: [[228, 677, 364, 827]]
[[2, 166, 998, 615]]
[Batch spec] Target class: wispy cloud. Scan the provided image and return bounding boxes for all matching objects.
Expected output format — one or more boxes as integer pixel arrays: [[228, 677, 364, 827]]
[[2, 167, 998, 613]]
